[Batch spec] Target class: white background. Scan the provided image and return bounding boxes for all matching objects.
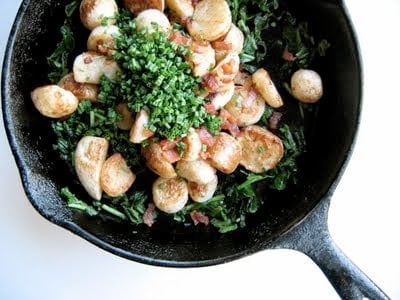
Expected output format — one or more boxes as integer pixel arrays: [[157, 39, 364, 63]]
[[1, 1, 399, 299]]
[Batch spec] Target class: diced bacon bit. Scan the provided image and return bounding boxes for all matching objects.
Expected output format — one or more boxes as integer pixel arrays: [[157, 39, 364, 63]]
[[241, 88, 257, 108], [159, 139, 181, 163], [204, 102, 218, 115], [162, 148, 181, 163], [212, 41, 232, 51], [221, 120, 240, 136], [220, 109, 240, 136], [191, 0, 199, 6], [169, 31, 191, 46], [190, 210, 209, 226], [268, 111, 283, 130], [143, 203, 156, 227], [197, 127, 215, 147], [202, 74, 220, 93], [159, 139, 177, 150], [282, 49, 297, 62], [84, 56, 93, 64]]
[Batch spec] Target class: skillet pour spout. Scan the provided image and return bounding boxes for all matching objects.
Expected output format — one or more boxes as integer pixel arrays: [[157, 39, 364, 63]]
[[0, 0, 390, 299]]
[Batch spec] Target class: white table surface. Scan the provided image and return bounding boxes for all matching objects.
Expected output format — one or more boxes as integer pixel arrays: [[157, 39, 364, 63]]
[[1, 1, 399, 299]]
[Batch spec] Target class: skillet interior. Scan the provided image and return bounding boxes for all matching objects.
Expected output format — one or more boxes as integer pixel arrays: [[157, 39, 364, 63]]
[[2, 0, 361, 265]]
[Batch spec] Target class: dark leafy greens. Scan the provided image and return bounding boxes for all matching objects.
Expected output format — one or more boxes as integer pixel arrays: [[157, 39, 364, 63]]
[[61, 187, 148, 224], [228, 0, 330, 81], [174, 171, 268, 233], [47, 1, 79, 83]]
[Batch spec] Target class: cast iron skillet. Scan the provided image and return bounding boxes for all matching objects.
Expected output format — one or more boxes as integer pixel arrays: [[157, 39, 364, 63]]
[[1, 0, 390, 299]]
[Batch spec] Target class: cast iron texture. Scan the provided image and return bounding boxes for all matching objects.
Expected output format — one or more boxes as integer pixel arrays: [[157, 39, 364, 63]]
[[1, 0, 389, 298]]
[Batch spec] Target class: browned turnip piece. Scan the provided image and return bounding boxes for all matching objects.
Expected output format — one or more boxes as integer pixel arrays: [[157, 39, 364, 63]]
[[176, 159, 216, 184], [188, 173, 218, 203], [31, 85, 79, 118], [152, 177, 188, 213], [73, 52, 120, 84], [58, 73, 98, 101], [207, 132, 241, 174], [237, 125, 284, 173], [142, 142, 177, 179], [135, 9, 171, 35], [252, 68, 284, 108], [129, 110, 154, 143], [100, 153, 136, 197], [80, 0, 118, 30], [87, 25, 120, 56], [290, 69, 323, 103], [187, 0, 231, 41], [165, 0, 193, 21], [224, 86, 266, 127], [75, 136, 109, 200]]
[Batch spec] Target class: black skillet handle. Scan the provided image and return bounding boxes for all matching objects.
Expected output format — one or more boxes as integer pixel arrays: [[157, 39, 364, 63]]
[[271, 198, 390, 299]]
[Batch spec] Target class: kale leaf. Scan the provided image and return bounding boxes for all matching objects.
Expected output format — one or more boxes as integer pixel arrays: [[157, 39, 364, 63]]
[[47, 1, 79, 83]]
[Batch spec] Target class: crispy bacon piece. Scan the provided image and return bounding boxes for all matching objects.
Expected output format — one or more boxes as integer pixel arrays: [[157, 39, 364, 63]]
[[162, 148, 181, 163], [220, 109, 240, 136], [282, 49, 296, 62], [159, 139, 181, 163], [268, 112, 283, 130], [221, 120, 240, 136], [190, 210, 209, 226], [202, 74, 219, 92], [143, 203, 156, 227], [204, 102, 218, 115], [159, 139, 176, 150], [197, 127, 215, 147], [241, 88, 257, 108]]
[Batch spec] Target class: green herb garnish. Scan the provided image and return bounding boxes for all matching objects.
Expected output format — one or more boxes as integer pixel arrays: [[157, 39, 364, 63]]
[[109, 11, 221, 140]]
